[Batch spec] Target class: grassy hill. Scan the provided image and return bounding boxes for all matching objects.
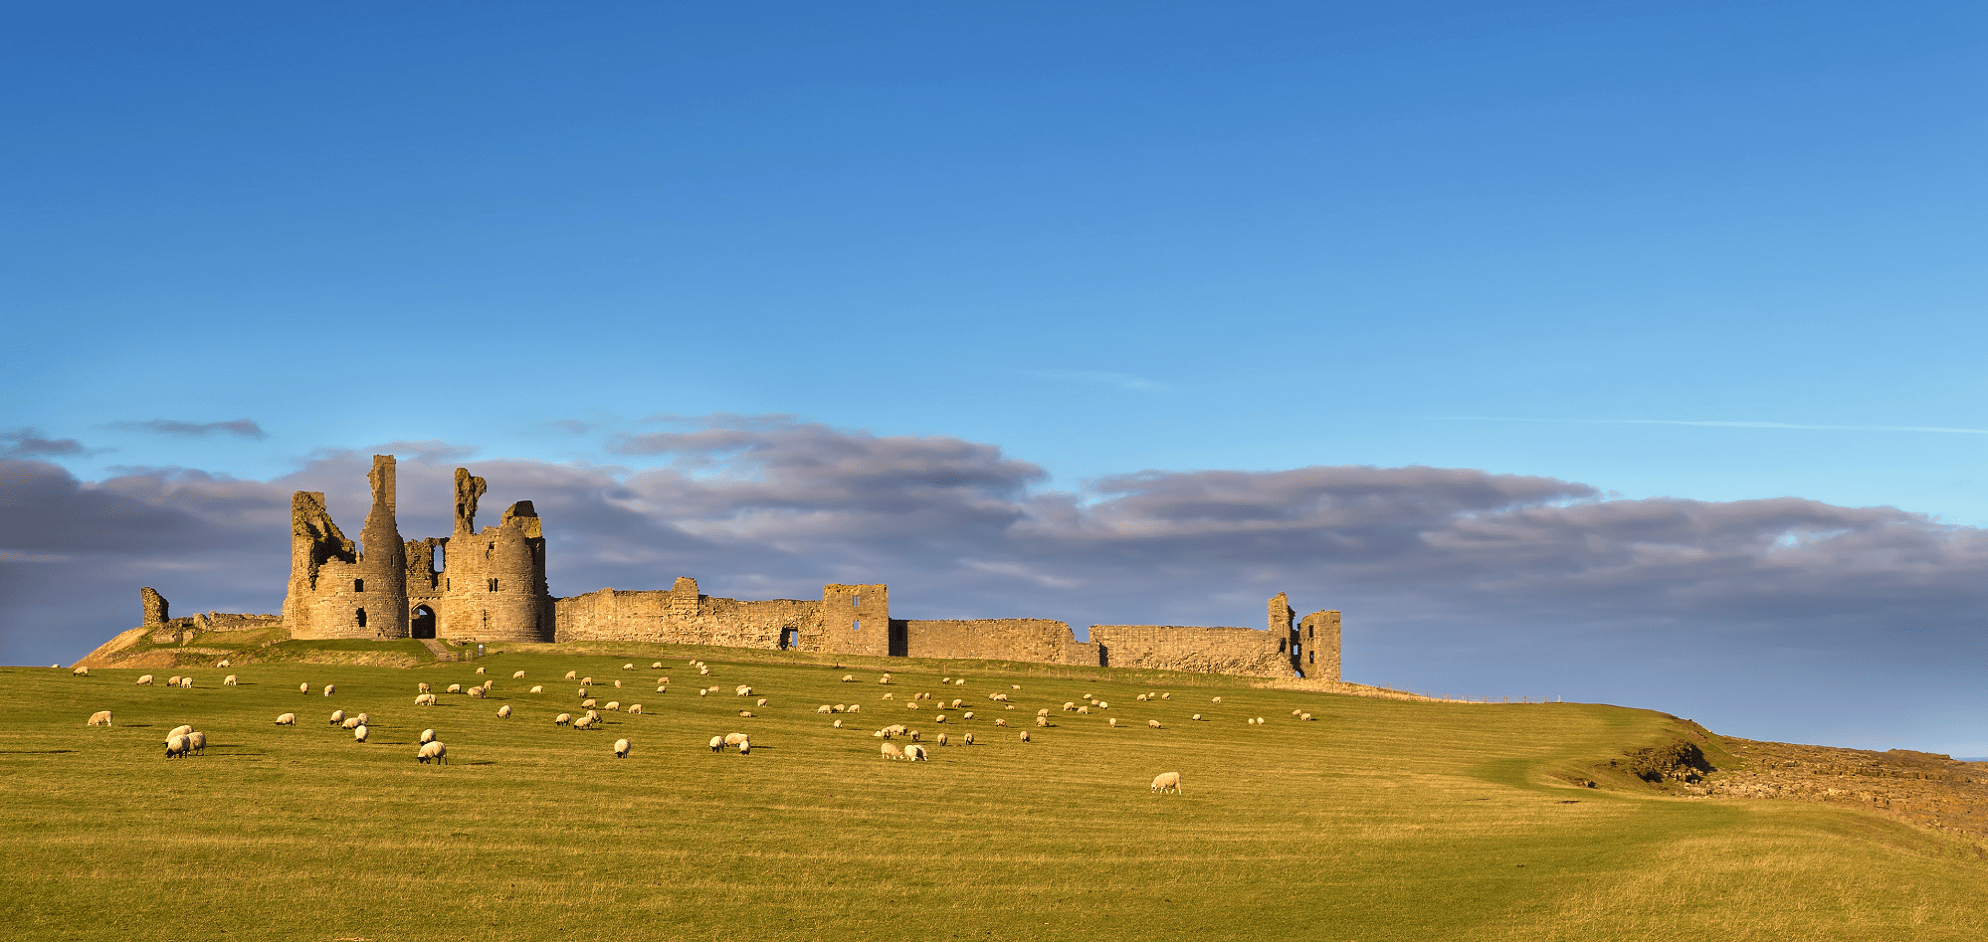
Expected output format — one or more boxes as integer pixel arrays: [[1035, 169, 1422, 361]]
[[5, 641, 1984, 940]]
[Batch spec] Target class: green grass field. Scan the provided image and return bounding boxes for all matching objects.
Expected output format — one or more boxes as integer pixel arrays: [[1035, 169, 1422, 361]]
[[4, 643, 1983, 940]]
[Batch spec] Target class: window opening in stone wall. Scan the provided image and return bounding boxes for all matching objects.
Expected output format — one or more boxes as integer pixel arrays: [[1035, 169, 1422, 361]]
[[852, 619, 861, 631], [489, 578, 499, 592], [434, 544, 445, 571], [356, 608, 367, 628], [780, 627, 800, 650], [853, 595, 860, 607], [486, 542, 494, 558], [412, 605, 436, 639], [354, 578, 364, 593], [1309, 650, 1315, 664]]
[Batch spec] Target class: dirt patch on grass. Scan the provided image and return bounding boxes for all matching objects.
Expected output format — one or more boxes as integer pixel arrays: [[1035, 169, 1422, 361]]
[[1703, 738, 1988, 843]]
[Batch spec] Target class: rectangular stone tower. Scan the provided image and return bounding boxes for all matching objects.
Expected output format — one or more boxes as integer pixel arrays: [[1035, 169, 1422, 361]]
[[816, 583, 889, 657]]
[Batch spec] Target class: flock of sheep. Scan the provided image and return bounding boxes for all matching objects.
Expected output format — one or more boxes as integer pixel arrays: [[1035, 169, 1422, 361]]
[[69, 655, 1305, 794]]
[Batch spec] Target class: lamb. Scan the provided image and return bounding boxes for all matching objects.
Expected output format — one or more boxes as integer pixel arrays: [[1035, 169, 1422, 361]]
[[72, 666, 88, 676], [415, 693, 437, 706], [555, 713, 573, 726], [353, 725, 368, 743], [324, 684, 335, 696], [1148, 719, 1162, 729], [513, 670, 526, 679], [275, 712, 296, 725], [88, 710, 113, 726], [179, 676, 194, 688], [165, 735, 190, 758], [881, 742, 904, 759], [137, 675, 154, 685], [604, 701, 620, 712], [530, 685, 544, 694], [223, 675, 238, 686], [330, 710, 345, 725], [1151, 772, 1182, 793], [189, 731, 207, 753], [420, 728, 437, 744], [418, 741, 447, 764], [498, 704, 513, 718], [614, 738, 631, 758], [904, 744, 929, 761], [419, 682, 432, 694]]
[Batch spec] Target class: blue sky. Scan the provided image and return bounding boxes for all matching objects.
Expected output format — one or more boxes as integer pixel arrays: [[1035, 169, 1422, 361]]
[[5, 3, 1987, 753]]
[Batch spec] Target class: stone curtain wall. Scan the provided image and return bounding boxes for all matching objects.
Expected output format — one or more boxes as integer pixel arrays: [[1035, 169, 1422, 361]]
[[1089, 623, 1296, 677], [553, 586, 820, 649], [899, 618, 1102, 666]]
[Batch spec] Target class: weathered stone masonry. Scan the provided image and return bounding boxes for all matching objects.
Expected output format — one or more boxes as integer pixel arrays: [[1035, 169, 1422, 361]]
[[182, 455, 1343, 679]]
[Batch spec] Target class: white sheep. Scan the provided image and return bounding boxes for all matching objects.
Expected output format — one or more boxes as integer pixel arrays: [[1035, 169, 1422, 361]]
[[1109, 718, 1120, 727], [627, 704, 641, 715], [447, 684, 462, 694], [586, 709, 601, 723], [724, 732, 750, 750], [513, 670, 526, 679], [816, 705, 833, 714], [1035, 716, 1049, 727], [1063, 701, 1077, 711], [189, 731, 206, 753], [581, 676, 593, 685], [165, 735, 190, 758], [324, 684, 335, 696], [415, 693, 437, 706], [88, 710, 113, 726], [904, 743, 929, 761], [137, 675, 154, 685], [1192, 713, 1203, 721], [475, 667, 485, 675], [179, 676, 194, 688], [420, 728, 437, 744], [565, 670, 577, 680], [656, 685, 668, 693], [879, 673, 891, 684], [652, 661, 663, 669], [353, 724, 368, 743], [1212, 696, 1222, 704], [709, 735, 725, 752], [531, 685, 544, 694], [578, 687, 589, 698], [734, 684, 752, 696], [962, 732, 974, 745], [329, 710, 345, 725], [342, 717, 361, 730], [1292, 709, 1303, 716], [954, 678, 966, 686], [1019, 731, 1030, 742], [581, 698, 597, 709], [935, 732, 948, 745], [699, 689, 707, 697], [622, 663, 634, 671], [604, 701, 620, 712], [223, 674, 238, 686], [883, 693, 894, 700], [881, 742, 904, 759], [168, 676, 181, 686], [847, 704, 860, 713], [498, 704, 513, 718], [935, 714, 947, 724], [951, 698, 963, 708], [217, 659, 230, 668], [1148, 719, 1162, 729], [555, 713, 573, 726], [1096, 701, 1108, 709], [167, 724, 194, 740], [275, 712, 296, 725], [962, 711, 974, 720], [468, 686, 486, 699], [72, 666, 88, 676], [1162, 692, 1170, 700], [614, 680, 622, 688], [1037, 708, 1051, 716], [738, 710, 755, 718], [1077, 706, 1090, 715], [419, 682, 432, 693], [841, 674, 855, 682], [756, 698, 767, 707], [574, 715, 598, 730], [614, 738, 631, 758], [1137, 694, 1148, 702], [994, 718, 1008, 727], [418, 741, 448, 764], [1301, 712, 1314, 721], [1151, 771, 1182, 793]]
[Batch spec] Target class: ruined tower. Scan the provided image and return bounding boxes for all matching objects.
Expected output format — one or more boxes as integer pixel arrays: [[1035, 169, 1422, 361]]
[[405, 466, 555, 642], [283, 455, 410, 639]]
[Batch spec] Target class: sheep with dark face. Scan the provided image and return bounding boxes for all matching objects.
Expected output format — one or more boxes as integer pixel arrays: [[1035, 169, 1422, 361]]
[[418, 741, 447, 764]]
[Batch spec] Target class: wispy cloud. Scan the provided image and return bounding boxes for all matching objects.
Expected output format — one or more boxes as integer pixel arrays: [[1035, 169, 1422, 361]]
[[1029, 370, 1163, 394], [0, 428, 91, 458], [108, 418, 267, 439], [1433, 417, 1988, 435]]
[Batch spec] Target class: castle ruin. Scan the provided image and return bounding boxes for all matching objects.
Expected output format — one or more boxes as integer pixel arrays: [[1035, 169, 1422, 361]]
[[182, 455, 1341, 679]]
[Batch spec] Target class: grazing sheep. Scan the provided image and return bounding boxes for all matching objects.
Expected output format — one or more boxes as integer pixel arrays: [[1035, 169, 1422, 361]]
[[513, 670, 526, 679], [482, 680, 493, 691], [710, 735, 725, 752], [447, 684, 462, 694], [342, 717, 361, 730], [622, 663, 634, 671], [724, 732, 750, 750], [698, 666, 709, 675], [165, 735, 190, 758], [935, 732, 948, 745], [578, 688, 589, 698], [1019, 731, 1030, 742], [847, 704, 860, 713], [353, 725, 368, 743], [418, 741, 447, 764], [614, 680, 622, 688], [614, 738, 631, 758], [565, 670, 578, 680], [1148, 719, 1162, 729], [415, 693, 437, 706], [419, 682, 432, 694], [1012, 684, 1021, 690], [1063, 701, 1077, 712], [909, 730, 922, 741], [420, 728, 437, 744], [1192, 714, 1203, 721], [1109, 718, 1120, 728], [1301, 713, 1313, 721], [1162, 692, 1171, 700], [627, 704, 642, 715], [904, 744, 929, 761], [88, 710, 113, 727], [1137, 694, 1148, 702], [699, 689, 707, 697], [586, 709, 601, 723], [817, 705, 833, 714], [879, 673, 891, 684], [841, 674, 855, 682], [1096, 701, 1108, 710], [467, 686, 486, 699], [498, 704, 512, 718], [882, 742, 904, 759], [756, 698, 767, 707], [217, 659, 230, 668], [994, 718, 1008, 727], [581, 676, 593, 685], [169, 676, 181, 686], [356, 713, 369, 725], [962, 732, 974, 745], [178, 676, 194, 688], [581, 698, 597, 709], [555, 713, 573, 726], [962, 711, 974, 720], [1212, 696, 1222, 704], [656, 685, 668, 693], [137, 675, 154, 685], [905, 702, 917, 710], [935, 715, 947, 724], [951, 698, 963, 708], [324, 684, 335, 696], [531, 685, 544, 694], [1152, 771, 1182, 793], [275, 712, 296, 725], [652, 661, 663, 669], [330, 710, 345, 725], [1077, 706, 1090, 715], [605, 701, 620, 712], [1291, 709, 1303, 717], [1035, 716, 1049, 727], [832, 718, 845, 729], [223, 674, 237, 686], [189, 731, 207, 753], [738, 710, 755, 717], [574, 714, 598, 730], [167, 724, 193, 740], [882, 693, 894, 700], [72, 666, 88, 676], [1037, 708, 1051, 717], [954, 678, 967, 686], [475, 667, 485, 675]]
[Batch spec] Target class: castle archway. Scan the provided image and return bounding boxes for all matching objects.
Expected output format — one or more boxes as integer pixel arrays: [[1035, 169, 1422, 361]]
[[411, 606, 436, 640], [779, 628, 800, 650]]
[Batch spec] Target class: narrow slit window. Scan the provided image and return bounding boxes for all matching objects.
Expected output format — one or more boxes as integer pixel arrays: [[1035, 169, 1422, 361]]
[[488, 578, 499, 592], [852, 619, 861, 632], [354, 578, 364, 593], [853, 595, 860, 607], [356, 608, 367, 628]]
